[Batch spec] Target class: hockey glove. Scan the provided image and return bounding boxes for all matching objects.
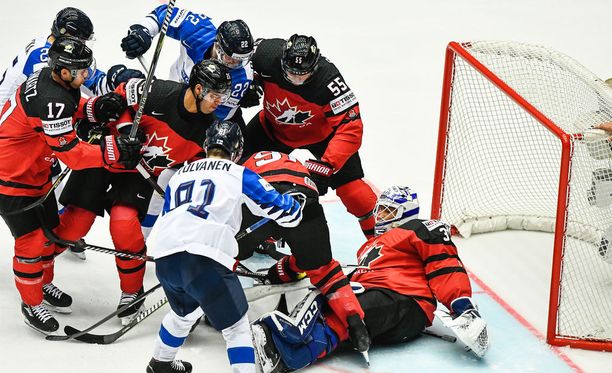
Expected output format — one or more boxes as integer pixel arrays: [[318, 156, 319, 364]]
[[106, 64, 145, 91], [121, 24, 152, 59], [85, 92, 127, 124], [75, 119, 108, 142], [304, 159, 333, 196], [101, 134, 144, 170], [239, 80, 263, 108]]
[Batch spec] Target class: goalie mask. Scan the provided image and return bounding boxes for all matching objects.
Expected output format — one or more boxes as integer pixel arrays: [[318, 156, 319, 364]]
[[374, 186, 419, 236]]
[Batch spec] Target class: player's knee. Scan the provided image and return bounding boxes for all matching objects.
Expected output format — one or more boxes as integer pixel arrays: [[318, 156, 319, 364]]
[[14, 228, 47, 258], [335, 179, 377, 217], [56, 205, 96, 240], [110, 204, 144, 250]]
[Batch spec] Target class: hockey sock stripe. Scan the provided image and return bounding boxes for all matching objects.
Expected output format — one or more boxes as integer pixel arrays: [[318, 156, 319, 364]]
[[322, 277, 350, 297], [41, 254, 55, 262], [141, 213, 158, 228], [357, 210, 374, 221], [115, 246, 147, 261], [313, 265, 343, 289], [15, 255, 41, 264], [13, 269, 43, 278], [425, 266, 467, 280], [159, 325, 187, 348], [117, 262, 146, 274], [227, 346, 255, 364]]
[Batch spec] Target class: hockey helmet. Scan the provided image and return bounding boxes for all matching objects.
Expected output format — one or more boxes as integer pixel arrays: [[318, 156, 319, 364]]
[[51, 7, 94, 41], [48, 36, 95, 78], [281, 34, 320, 80], [374, 186, 420, 235], [215, 20, 254, 69], [204, 120, 244, 162], [189, 59, 232, 101]]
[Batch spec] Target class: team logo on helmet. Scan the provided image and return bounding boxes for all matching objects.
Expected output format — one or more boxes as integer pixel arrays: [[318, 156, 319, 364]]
[[266, 98, 313, 126], [142, 132, 174, 173]]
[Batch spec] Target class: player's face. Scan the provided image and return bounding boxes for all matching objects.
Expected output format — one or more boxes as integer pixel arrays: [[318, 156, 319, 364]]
[[375, 204, 396, 223], [214, 43, 252, 69], [198, 89, 228, 113], [284, 71, 312, 86]]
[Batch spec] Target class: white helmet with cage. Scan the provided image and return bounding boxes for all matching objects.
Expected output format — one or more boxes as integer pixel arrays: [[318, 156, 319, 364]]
[[374, 186, 420, 236]]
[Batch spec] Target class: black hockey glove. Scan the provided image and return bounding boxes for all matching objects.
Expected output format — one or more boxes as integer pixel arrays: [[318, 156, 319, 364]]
[[304, 159, 333, 196], [75, 118, 109, 143], [85, 92, 127, 124], [106, 64, 145, 91], [121, 24, 152, 59], [101, 134, 144, 170], [239, 80, 263, 108]]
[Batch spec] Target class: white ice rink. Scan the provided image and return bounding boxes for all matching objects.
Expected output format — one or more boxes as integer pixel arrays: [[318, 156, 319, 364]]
[[1, 0, 612, 372]]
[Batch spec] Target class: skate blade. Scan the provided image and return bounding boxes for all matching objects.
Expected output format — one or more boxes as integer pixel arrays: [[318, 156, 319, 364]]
[[119, 305, 145, 326], [68, 250, 86, 260], [23, 319, 59, 336], [43, 301, 72, 314]]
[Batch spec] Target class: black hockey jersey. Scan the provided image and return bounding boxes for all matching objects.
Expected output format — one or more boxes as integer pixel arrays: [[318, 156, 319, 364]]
[[252, 39, 363, 171], [115, 78, 215, 175]]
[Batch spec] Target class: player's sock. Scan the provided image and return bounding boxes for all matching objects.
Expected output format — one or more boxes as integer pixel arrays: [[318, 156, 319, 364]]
[[110, 204, 146, 293], [335, 179, 377, 238], [13, 229, 46, 306], [221, 314, 256, 373]]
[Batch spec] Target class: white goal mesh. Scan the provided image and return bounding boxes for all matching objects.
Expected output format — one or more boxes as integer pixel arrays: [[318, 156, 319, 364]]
[[434, 41, 612, 349]]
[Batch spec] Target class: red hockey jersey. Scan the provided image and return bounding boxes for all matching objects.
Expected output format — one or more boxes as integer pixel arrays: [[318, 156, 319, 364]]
[[252, 39, 363, 171], [242, 151, 317, 193], [0, 68, 104, 197], [114, 78, 215, 176], [351, 219, 472, 324]]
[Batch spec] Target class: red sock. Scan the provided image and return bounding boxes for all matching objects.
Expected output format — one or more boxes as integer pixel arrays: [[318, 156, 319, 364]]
[[13, 229, 48, 305], [110, 204, 146, 293], [336, 179, 377, 239]]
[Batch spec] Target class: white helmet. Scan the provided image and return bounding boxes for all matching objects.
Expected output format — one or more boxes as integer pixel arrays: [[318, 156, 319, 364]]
[[374, 186, 420, 236]]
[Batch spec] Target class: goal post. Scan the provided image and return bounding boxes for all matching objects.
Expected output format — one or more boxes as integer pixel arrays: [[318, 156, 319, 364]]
[[431, 41, 612, 351]]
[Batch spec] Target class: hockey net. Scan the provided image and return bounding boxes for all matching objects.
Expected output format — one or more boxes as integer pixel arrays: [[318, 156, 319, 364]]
[[432, 41, 612, 351]]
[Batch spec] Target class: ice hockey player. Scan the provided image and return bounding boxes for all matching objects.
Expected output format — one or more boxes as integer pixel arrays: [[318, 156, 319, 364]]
[[120, 4, 254, 126], [55, 59, 232, 325], [241, 34, 378, 239], [0, 7, 144, 106], [252, 186, 489, 372], [0, 36, 143, 334], [236, 150, 369, 356], [145, 121, 304, 373], [121, 5, 256, 238]]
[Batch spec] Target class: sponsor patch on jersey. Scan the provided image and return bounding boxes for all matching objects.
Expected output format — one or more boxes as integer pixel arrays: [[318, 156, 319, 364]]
[[125, 79, 144, 106], [42, 117, 72, 136], [330, 90, 357, 114], [258, 178, 274, 191], [422, 219, 446, 231], [170, 8, 189, 27]]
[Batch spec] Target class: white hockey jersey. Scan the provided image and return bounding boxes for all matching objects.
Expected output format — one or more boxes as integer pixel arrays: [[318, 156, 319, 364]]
[[149, 157, 303, 269], [0, 36, 109, 107]]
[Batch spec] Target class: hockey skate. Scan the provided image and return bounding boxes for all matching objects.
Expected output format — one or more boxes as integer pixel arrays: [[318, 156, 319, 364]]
[[347, 314, 371, 364], [117, 287, 145, 326], [42, 282, 73, 313], [146, 358, 192, 373], [21, 302, 59, 335], [68, 246, 86, 260], [252, 323, 287, 373]]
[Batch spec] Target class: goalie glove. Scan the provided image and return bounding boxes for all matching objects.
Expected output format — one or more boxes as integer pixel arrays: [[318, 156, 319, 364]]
[[304, 159, 333, 196]]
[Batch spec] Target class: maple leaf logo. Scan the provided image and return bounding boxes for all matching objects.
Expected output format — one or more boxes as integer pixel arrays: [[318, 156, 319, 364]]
[[266, 98, 313, 126], [357, 244, 384, 269], [142, 132, 174, 173]]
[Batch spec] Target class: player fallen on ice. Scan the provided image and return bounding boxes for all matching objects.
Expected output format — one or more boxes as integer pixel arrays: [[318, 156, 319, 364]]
[[251, 186, 489, 372]]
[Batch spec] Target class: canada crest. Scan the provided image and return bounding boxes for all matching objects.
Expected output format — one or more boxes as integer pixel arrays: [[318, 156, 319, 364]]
[[266, 98, 313, 127], [142, 132, 174, 172]]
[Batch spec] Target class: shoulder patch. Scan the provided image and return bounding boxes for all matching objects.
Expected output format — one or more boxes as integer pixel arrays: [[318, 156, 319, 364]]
[[42, 117, 73, 136], [170, 8, 189, 27], [422, 219, 446, 231], [258, 178, 274, 191], [330, 90, 357, 114]]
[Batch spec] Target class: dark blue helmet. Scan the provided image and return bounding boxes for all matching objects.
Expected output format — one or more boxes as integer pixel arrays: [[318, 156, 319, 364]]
[[51, 7, 94, 41], [204, 120, 244, 162]]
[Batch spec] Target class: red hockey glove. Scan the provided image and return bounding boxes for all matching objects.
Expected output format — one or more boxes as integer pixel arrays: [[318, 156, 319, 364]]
[[305, 159, 333, 196], [85, 92, 127, 124]]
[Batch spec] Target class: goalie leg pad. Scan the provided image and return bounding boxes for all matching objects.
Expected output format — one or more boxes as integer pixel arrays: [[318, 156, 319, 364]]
[[434, 307, 489, 358]]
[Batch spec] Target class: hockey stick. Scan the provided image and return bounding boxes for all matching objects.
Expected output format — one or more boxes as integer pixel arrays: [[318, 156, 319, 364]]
[[46, 283, 163, 341], [129, 0, 176, 140], [63, 296, 169, 344]]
